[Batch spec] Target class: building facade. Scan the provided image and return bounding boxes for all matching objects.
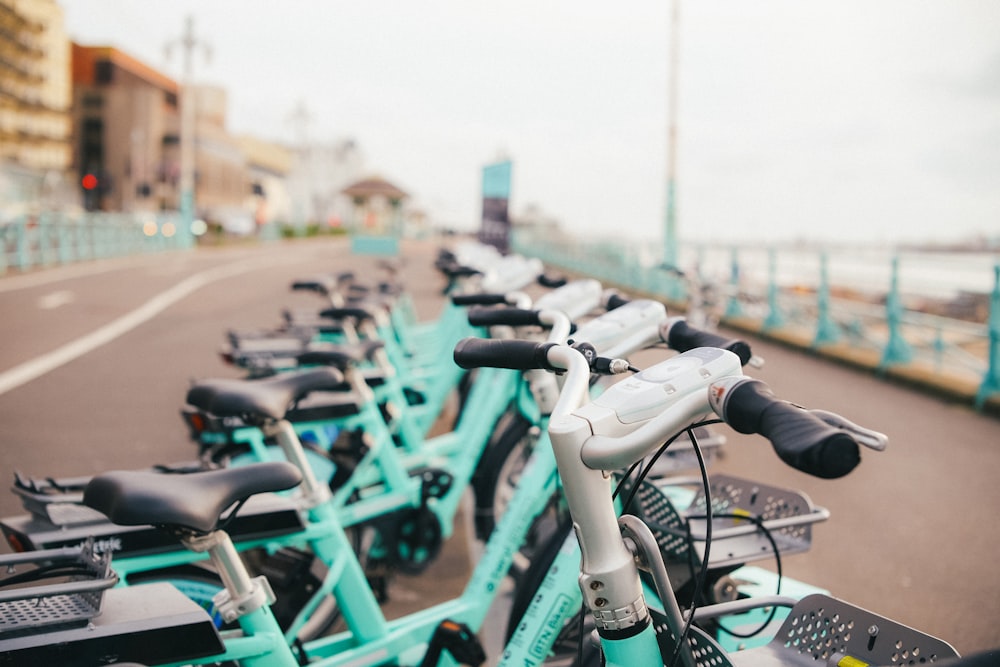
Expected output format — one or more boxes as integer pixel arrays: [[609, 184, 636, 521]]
[[188, 84, 252, 229], [237, 134, 294, 228], [0, 0, 73, 215], [71, 43, 181, 212], [5, 4, 372, 232], [69, 49, 262, 225]]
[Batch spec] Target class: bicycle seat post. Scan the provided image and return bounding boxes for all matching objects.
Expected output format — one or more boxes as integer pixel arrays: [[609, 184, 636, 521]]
[[183, 528, 276, 625], [264, 418, 333, 509]]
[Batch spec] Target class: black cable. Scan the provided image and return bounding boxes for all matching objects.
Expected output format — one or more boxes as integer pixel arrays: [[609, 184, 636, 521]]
[[669, 509, 784, 640], [0, 563, 96, 588], [703, 512, 783, 640], [666, 425, 712, 667], [600, 419, 717, 667], [619, 419, 722, 514], [612, 458, 644, 501]]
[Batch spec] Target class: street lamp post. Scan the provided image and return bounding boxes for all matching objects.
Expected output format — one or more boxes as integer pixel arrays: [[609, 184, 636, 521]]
[[663, 0, 680, 271], [166, 15, 210, 235]]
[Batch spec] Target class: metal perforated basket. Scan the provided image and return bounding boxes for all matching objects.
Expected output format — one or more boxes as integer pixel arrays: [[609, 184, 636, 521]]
[[12, 465, 203, 526], [633, 474, 829, 569], [0, 538, 118, 635], [728, 594, 960, 666]]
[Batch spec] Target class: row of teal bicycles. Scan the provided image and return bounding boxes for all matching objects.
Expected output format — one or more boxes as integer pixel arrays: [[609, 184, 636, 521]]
[[0, 241, 987, 666]]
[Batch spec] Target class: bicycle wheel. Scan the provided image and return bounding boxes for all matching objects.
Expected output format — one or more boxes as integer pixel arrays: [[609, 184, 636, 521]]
[[472, 408, 565, 580], [471, 408, 531, 539]]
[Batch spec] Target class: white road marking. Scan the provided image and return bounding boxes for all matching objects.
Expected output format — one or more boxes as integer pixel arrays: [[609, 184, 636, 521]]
[[37, 290, 75, 309], [0, 256, 289, 397], [0, 255, 149, 293]]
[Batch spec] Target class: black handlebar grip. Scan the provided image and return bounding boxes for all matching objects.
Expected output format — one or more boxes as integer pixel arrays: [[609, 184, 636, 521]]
[[453, 338, 557, 370], [604, 292, 632, 311], [443, 265, 482, 279], [723, 379, 860, 479], [294, 350, 353, 371], [467, 307, 544, 328], [318, 307, 374, 322], [537, 273, 567, 288], [451, 293, 509, 306], [662, 319, 752, 366], [291, 279, 330, 294]]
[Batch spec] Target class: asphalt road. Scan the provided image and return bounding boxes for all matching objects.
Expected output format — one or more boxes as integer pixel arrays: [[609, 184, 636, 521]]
[[0, 237, 997, 656]]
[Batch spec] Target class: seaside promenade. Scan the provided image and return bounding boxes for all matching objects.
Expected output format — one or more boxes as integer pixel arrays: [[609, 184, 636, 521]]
[[0, 237, 996, 656]]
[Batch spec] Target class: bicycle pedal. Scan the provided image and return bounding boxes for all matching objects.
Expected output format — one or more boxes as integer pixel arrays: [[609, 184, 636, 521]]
[[418, 620, 485, 667]]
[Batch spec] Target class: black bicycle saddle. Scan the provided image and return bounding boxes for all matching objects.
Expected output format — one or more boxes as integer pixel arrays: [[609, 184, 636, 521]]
[[83, 462, 302, 534]]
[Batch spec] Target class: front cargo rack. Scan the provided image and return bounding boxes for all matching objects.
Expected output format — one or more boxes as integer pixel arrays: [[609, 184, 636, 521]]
[[0, 537, 117, 636]]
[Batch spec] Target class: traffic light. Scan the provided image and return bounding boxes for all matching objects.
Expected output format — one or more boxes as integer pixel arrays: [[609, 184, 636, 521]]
[[81, 172, 107, 211]]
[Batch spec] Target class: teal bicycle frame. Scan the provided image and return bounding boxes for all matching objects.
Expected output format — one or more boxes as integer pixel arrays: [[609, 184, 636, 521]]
[[111, 373, 562, 666], [210, 284, 604, 538]]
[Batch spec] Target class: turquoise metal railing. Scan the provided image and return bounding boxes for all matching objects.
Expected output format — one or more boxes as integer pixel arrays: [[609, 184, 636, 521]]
[[512, 229, 1000, 409], [0, 212, 193, 274]]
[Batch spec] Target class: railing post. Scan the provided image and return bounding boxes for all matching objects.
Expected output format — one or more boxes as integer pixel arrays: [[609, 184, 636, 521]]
[[813, 250, 840, 346], [75, 218, 89, 261], [56, 213, 73, 264], [879, 254, 914, 368], [41, 216, 56, 266], [0, 223, 7, 274], [976, 264, 1000, 409], [723, 246, 743, 319], [14, 216, 30, 270], [762, 247, 785, 331]]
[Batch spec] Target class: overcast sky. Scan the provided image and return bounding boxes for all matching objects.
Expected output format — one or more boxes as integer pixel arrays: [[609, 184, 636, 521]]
[[62, 1, 1000, 246]]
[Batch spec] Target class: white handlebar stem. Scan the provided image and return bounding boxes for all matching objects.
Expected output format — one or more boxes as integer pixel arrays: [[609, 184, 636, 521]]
[[545, 347, 745, 633], [549, 389, 649, 633], [546, 345, 593, 420], [538, 309, 573, 345], [505, 290, 533, 309], [522, 312, 580, 415]]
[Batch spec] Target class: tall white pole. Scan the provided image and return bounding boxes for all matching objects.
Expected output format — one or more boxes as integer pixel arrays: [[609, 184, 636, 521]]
[[167, 15, 208, 230], [664, 0, 680, 269]]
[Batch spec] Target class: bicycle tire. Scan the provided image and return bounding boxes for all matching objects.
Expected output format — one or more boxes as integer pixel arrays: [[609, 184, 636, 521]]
[[472, 408, 567, 583], [471, 408, 533, 539]]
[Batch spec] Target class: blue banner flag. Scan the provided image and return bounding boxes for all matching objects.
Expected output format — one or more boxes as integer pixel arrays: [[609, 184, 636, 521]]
[[479, 160, 512, 252]]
